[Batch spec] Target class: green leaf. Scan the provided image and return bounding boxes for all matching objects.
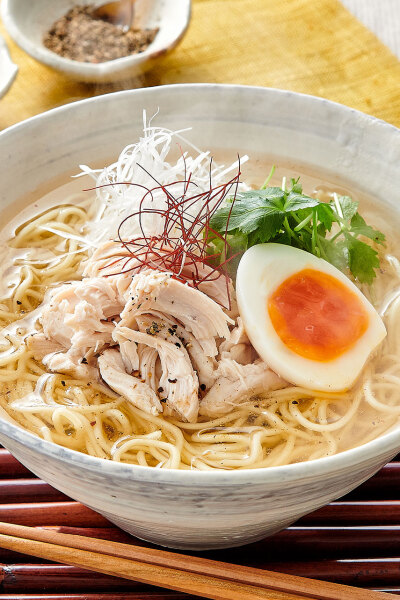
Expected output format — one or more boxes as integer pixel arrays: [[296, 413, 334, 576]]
[[289, 178, 302, 194], [207, 176, 385, 287], [247, 213, 284, 244], [209, 199, 284, 235], [334, 195, 359, 222], [235, 187, 285, 204], [316, 203, 335, 231], [319, 238, 349, 272], [350, 213, 386, 244], [284, 192, 320, 212], [345, 235, 380, 284]]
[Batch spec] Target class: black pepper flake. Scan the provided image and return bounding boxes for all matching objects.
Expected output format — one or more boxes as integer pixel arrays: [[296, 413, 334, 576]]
[[160, 398, 167, 403], [81, 357, 88, 364], [16, 300, 22, 305], [172, 325, 178, 330], [168, 328, 175, 335], [175, 342, 181, 348], [157, 386, 164, 393], [168, 378, 177, 384], [146, 321, 163, 336], [61, 380, 66, 387], [137, 303, 142, 309], [200, 384, 206, 391], [292, 400, 299, 404]]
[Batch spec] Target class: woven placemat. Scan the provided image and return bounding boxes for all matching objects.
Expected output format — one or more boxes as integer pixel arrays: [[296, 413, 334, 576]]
[[1, 0, 400, 130]]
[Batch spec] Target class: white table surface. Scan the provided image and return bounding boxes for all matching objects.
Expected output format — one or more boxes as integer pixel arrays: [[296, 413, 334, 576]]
[[341, 0, 400, 59]]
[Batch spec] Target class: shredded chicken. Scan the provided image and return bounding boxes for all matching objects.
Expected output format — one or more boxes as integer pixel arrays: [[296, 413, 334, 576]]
[[27, 333, 63, 361], [138, 345, 159, 392], [84, 240, 236, 314], [27, 248, 286, 422], [199, 359, 287, 418], [137, 311, 216, 389], [114, 325, 199, 423], [120, 270, 232, 357], [98, 348, 162, 415], [37, 278, 123, 378]]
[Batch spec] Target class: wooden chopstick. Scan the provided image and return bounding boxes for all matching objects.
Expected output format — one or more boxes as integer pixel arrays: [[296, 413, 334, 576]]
[[0, 522, 396, 600], [0, 531, 308, 600]]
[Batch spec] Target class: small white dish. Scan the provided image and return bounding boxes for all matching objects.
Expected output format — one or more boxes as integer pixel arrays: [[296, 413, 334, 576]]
[[0, 33, 18, 98], [0, 0, 191, 83]]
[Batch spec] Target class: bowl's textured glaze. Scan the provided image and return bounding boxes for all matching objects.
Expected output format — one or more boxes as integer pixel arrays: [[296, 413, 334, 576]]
[[0, 85, 399, 550], [0, 0, 191, 83]]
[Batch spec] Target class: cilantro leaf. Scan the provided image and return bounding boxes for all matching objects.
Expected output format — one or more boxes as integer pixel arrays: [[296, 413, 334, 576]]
[[209, 197, 284, 236], [335, 195, 359, 221], [316, 203, 334, 232], [345, 235, 380, 285], [350, 213, 386, 244], [207, 173, 385, 285], [284, 192, 320, 212], [319, 238, 349, 272]]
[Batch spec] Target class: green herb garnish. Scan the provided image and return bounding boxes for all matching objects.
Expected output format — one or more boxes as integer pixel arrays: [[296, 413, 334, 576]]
[[207, 173, 385, 285]]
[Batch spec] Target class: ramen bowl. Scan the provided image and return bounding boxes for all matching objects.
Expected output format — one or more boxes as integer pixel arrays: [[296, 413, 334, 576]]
[[0, 85, 399, 550]]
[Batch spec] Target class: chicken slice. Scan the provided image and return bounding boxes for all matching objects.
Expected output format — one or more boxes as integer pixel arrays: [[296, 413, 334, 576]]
[[114, 325, 199, 423], [41, 278, 121, 349], [137, 312, 216, 389], [138, 345, 159, 392], [118, 336, 140, 374], [43, 351, 98, 381], [219, 317, 257, 366], [98, 348, 162, 416], [36, 277, 123, 378], [27, 332, 98, 381], [83, 240, 135, 298], [120, 270, 232, 357], [27, 333, 63, 361], [199, 359, 287, 418], [219, 317, 249, 351]]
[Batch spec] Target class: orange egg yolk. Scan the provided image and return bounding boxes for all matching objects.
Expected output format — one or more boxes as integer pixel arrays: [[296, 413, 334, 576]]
[[268, 268, 369, 361]]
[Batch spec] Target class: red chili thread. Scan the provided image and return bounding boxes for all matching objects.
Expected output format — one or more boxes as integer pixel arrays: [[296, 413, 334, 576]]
[[88, 159, 241, 310]]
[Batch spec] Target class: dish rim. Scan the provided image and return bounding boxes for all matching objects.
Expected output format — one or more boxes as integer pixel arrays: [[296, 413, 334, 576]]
[[0, 82, 399, 483], [0, 32, 18, 98]]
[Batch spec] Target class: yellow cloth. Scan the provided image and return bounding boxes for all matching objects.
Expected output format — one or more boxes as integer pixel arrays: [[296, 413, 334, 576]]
[[1, 0, 399, 130]]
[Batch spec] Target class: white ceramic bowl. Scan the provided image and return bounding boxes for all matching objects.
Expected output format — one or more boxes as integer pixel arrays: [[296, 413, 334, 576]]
[[0, 0, 191, 83], [0, 33, 18, 98], [0, 85, 400, 551]]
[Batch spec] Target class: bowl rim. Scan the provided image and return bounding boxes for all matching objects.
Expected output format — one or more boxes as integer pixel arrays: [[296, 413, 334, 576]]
[[0, 0, 192, 76], [0, 82, 400, 484]]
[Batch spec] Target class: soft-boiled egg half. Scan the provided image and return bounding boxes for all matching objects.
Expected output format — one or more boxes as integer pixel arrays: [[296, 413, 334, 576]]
[[236, 244, 386, 391]]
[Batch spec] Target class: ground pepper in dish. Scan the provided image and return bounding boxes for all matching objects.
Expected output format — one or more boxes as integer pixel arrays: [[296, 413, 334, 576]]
[[43, 5, 158, 63]]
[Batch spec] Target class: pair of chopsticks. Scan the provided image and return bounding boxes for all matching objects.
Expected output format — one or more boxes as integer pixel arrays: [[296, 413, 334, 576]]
[[0, 521, 395, 600]]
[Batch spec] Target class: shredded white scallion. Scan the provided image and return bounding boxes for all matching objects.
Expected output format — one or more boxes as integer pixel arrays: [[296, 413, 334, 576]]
[[75, 111, 248, 248]]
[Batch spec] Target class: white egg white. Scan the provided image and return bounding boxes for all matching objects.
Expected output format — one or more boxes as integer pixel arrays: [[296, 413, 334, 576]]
[[236, 243, 387, 391]]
